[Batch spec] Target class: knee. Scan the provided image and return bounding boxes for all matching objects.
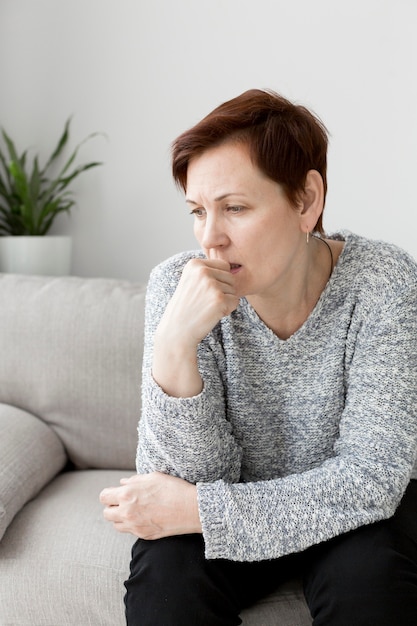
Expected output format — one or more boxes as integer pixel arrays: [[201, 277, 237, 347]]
[[125, 535, 241, 626], [304, 525, 417, 626], [125, 535, 205, 626], [126, 534, 207, 600]]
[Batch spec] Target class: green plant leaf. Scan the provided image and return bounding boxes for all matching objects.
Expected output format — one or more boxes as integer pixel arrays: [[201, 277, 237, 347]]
[[0, 119, 103, 235], [54, 131, 103, 180], [59, 160, 102, 189], [41, 160, 102, 206], [0, 147, 12, 190], [28, 157, 41, 225], [0, 173, 11, 200], [38, 199, 74, 235], [37, 196, 70, 223], [9, 161, 29, 203], [41, 117, 71, 173], [0, 203, 26, 235], [1, 130, 18, 161]]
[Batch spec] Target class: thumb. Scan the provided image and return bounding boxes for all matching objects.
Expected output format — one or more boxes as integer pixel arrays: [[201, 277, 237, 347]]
[[120, 474, 139, 485]]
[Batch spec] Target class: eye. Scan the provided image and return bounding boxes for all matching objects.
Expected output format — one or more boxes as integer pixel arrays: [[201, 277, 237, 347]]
[[189, 208, 206, 218], [226, 205, 244, 214]]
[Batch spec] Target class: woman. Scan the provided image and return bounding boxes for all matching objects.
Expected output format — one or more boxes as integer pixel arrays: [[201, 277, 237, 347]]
[[100, 89, 417, 625]]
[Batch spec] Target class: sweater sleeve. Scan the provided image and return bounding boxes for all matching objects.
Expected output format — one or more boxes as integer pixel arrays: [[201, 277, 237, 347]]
[[197, 288, 417, 561], [136, 257, 242, 484]]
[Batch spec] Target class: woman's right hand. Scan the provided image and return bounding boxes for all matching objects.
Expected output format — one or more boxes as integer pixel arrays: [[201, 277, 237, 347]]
[[152, 258, 239, 397], [159, 258, 239, 347]]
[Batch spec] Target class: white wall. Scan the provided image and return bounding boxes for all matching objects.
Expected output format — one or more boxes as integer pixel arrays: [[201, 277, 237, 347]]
[[1, 0, 416, 282]]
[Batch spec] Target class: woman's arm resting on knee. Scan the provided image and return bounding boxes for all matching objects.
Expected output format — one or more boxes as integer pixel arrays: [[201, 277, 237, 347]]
[[100, 472, 202, 539]]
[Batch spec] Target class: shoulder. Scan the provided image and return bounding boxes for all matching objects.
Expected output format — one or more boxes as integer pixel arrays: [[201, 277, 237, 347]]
[[334, 232, 417, 304]]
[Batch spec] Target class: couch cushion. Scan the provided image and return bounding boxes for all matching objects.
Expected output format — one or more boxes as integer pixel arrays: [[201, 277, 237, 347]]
[[0, 403, 67, 541], [0, 469, 311, 626], [0, 470, 136, 626], [0, 274, 146, 469]]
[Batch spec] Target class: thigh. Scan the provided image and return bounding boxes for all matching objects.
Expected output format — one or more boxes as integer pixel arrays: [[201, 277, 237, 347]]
[[125, 533, 301, 626], [303, 480, 417, 626]]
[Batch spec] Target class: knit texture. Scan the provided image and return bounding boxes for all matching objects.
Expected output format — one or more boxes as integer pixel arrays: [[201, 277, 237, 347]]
[[136, 232, 417, 562]]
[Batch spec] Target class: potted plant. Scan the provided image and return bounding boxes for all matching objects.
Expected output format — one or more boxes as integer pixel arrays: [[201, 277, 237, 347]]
[[0, 118, 102, 275]]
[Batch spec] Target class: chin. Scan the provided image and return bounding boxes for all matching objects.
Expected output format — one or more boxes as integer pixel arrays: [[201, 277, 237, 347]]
[[235, 283, 252, 300]]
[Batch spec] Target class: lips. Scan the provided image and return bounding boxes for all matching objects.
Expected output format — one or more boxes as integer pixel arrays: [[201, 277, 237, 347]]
[[230, 263, 242, 273]]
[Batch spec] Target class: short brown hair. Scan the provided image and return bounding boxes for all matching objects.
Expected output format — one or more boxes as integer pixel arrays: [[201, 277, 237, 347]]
[[172, 89, 328, 234]]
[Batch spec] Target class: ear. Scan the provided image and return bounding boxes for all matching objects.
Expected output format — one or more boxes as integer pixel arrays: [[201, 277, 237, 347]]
[[298, 170, 324, 234]]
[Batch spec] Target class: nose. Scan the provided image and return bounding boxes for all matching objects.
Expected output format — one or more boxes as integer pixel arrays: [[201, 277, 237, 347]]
[[198, 214, 229, 251]]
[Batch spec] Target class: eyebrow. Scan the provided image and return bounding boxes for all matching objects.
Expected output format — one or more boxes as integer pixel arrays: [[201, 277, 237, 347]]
[[185, 193, 243, 205]]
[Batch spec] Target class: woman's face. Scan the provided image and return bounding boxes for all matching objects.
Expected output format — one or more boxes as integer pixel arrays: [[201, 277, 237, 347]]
[[185, 141, 307, 300]]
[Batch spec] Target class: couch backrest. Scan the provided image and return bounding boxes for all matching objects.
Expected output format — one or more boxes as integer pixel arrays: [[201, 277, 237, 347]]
[[0, 273, 146, 470]]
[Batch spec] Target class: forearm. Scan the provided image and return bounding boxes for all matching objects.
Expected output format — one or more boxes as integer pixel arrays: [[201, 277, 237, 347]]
[[138, 255, 242, 483], [152, 328, 202, 398], [137, 374, 242, 484], [197, 456, 412, 562], [149, 256, 238, 399]]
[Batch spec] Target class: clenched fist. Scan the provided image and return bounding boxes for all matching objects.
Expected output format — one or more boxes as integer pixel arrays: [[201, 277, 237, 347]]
[[152, 258, 239, 398]]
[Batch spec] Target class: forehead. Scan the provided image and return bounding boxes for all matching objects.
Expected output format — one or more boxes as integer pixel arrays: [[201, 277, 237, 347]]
[[186, 142, 270, 199]]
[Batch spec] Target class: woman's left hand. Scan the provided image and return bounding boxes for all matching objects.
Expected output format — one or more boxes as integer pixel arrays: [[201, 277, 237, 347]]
[[99, 472, 202, 539]]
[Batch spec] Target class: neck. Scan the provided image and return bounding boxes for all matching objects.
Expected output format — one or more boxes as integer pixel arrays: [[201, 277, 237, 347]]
[[247, 235, 334, 340]]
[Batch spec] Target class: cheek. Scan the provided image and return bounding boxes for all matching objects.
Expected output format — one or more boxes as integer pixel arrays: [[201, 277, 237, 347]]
[[193, 221, 202, 243]]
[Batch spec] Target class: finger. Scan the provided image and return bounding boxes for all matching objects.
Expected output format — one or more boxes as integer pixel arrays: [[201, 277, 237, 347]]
[[99, 488, 110, 504], [193, 258, 230, 271], [102, 504, 120, 523], [99, 487, 122, 505], [123, 474, 142, 484], [194, 260, 237, 291], [217, 294, 240, 317], [224, 293, 240, 311], [186, 258, 233, 282], [212, 270, 236, 292]]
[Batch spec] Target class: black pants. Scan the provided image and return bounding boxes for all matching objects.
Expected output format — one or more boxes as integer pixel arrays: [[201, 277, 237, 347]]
[[125, 480, 417, 626]]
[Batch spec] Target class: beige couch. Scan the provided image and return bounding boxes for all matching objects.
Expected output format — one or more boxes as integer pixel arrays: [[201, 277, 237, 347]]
[[0, 273, 311, 625]]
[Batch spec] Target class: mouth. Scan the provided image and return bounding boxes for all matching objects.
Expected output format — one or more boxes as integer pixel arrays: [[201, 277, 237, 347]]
[[230, 263, 242, 274]]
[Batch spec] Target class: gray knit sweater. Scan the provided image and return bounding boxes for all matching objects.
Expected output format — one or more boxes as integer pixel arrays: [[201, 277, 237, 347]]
[[136, 232, 417, 562]]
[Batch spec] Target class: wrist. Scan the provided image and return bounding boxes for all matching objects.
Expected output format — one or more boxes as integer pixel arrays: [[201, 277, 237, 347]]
[[186, 485, 202, 534], [154, 320, 199, 355]]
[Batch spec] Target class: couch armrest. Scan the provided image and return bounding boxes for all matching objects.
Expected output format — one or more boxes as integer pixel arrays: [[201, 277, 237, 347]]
[[0, 404, 67, 541]]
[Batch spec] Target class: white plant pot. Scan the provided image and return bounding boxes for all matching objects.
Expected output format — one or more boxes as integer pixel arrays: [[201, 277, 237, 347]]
[[0, 236, 72, 276]]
